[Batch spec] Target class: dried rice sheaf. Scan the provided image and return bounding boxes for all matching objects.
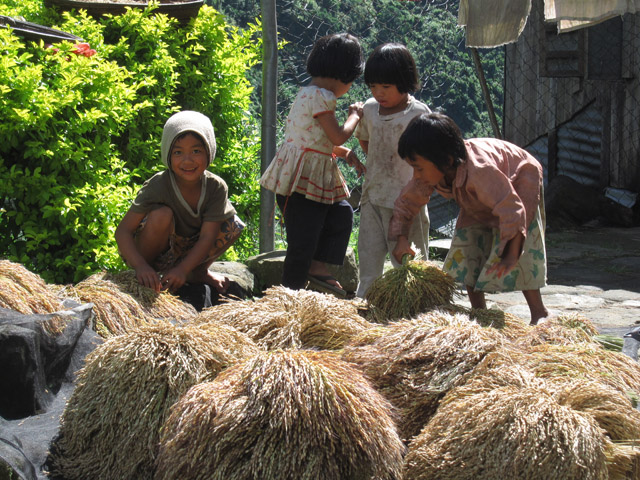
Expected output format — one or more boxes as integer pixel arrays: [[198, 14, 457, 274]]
[[404, 385, 610, 480], [195, 286, 372, 350], [364, 258, 457, 323], [342, 312, 505, 440], [156, 349, 405, 480], [0, 260, 63, 314], [46, 322, 254, 480]]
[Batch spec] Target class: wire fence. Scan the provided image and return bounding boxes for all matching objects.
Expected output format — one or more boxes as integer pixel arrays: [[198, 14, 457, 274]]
[[503, 0, 640, 228]]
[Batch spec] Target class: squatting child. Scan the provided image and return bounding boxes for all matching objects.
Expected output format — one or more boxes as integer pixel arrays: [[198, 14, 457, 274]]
[[260, 32, 366, 297], [115, 110, 243, 294], [390, 112, 549, 325], [354, 43, 431, 297]]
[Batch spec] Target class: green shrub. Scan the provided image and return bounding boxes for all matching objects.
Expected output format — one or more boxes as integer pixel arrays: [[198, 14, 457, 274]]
[[0, 1, 261, 282]]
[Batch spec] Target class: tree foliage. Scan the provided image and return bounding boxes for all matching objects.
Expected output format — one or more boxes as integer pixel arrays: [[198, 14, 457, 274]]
[[0, 0, 261, 283]]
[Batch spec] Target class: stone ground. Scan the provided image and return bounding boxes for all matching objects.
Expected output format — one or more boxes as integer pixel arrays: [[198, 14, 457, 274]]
[[434, 225, 640, 337]]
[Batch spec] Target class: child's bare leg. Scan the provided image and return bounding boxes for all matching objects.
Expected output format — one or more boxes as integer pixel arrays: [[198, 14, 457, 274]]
[[188, 261, 229, 294], [135, 207, 173, 262], [466, 286, 487, 309], [523, 289, 548, 325], [308, 260, 343, 289]]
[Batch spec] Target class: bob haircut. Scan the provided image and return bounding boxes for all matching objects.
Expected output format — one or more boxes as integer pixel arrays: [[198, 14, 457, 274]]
[[306, 33, 364, 84], [364, 43, 419, 93], [398, 113, 468, 171]]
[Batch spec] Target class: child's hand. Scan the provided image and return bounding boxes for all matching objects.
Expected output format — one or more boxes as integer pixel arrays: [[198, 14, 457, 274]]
[[392, 235, 415, 264], [135, 264, 162, 292], [485, 256, 518, 279], [160, 266, 188, 293], [346, 150, 366, 178], [486, 233, 524, 279], [348, 102, 364, 119]]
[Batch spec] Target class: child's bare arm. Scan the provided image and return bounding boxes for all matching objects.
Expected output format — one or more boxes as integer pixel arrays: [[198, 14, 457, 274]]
[[316, 102, 364, 146], [359, 139, 369, 155], [115, 209, 161, 291], [160, 220, 221, 292], [392, 235, 415, 264], [332, 145, 366, 178]]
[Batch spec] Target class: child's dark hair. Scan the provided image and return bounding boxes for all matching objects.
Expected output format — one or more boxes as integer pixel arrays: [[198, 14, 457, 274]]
[[306, 33, 364, 84], [364, 43, 419, 93], [398, 113, 467, 171]]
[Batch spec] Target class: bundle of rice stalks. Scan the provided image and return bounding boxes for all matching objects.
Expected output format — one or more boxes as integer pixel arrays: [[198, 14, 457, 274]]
[[403, 385, 610, 480], [594, 333, 625, 352], [46, 322, 254, 480], [554, 312, 600, 335], [195, 286, 372, 350], [156, 349, 404, 480], [467, 307, 531, 340], [101, 270, 197, 320], [194, 318, 263, 358], [342, 312, 505, 440], [364, 258, 457, 323], [513, 316, 598, 348], [477, 344, 640, 408], [0, 259, 63, 314], [65, 275, 154, 337]]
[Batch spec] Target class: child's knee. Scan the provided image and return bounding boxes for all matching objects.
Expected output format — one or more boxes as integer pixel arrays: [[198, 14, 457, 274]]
[[145, 207, 174, 230]]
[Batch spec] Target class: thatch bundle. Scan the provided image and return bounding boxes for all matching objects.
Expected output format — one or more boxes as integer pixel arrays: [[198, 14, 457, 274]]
[[403, 384, 610, 480], [47, 322, 254, 480], [194, 286, 372, 350], [342, 312, 505, 440], [364, 258, 457, 323], [156, 349, 405, 480], [0, 259, 63, 314]]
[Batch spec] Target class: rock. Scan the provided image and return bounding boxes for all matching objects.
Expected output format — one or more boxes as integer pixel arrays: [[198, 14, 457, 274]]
[[245, 248, 359, 294], [209, 261, 254, 297], [0, 304, 93, 419]]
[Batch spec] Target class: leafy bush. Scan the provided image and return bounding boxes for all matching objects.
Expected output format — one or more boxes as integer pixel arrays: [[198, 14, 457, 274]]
[[0, 0, 261, 282]]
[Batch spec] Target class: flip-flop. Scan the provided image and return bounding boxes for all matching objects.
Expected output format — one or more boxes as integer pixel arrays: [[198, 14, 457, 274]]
[[306, 274, 347, 298]]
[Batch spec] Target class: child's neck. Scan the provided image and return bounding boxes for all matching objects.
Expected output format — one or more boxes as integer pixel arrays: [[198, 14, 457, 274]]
[[173, 174, 203, 211], [379, 94, 410, 115], [309, 77, 346, 98]]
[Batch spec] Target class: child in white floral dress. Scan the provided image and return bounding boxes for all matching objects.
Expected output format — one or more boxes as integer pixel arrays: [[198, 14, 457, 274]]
[[260, 33, 365, 296]]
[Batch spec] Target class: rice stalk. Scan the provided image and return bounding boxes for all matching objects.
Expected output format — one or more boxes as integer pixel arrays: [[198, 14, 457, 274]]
[[46, 322, 254, 480], [342, 312, 505, 440], [404, 385, 609, 480], [195, 286, 372, 350], [0, 260, 63, 314], [156, 349, 405, 480], [364, 259, 458, 323]]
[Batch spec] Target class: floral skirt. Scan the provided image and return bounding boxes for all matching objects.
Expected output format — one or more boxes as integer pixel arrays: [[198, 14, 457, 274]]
[[443, 205, 547, 293]]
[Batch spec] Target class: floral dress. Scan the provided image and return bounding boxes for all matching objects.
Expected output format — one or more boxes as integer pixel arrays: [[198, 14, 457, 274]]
[[260, 85, 349, 204]]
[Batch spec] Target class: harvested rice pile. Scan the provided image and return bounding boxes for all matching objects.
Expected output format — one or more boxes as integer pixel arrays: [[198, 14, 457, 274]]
[[64, 274, 153, 337], [404, 384, 610, 480], [47, 322, 255, 480], [507, 343, 640, 402], [195, 286, 372, 350], [0, 259, 63, 314], [156, 349, 404, 480], [364, 258, 457, 323], [514, 316, 598, 348], [467, 307, 530, 340], [102, 270, 197, 320], [342, 311, 505, 440]]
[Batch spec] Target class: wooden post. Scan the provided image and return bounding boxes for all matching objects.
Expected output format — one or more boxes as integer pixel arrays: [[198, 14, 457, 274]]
[[470, 47, 502, 139], [259, 0, 277, 252]]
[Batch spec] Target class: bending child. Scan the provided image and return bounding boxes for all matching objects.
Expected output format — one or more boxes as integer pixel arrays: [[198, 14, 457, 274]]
[[390, 112, 549, 325], [115, 110, 243, 294], [354, 43, 431, 297], [260, 33, 366, 297]]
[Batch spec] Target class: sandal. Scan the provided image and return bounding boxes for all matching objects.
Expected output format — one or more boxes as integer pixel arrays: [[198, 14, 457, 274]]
[[306, 274, 347, 298]]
